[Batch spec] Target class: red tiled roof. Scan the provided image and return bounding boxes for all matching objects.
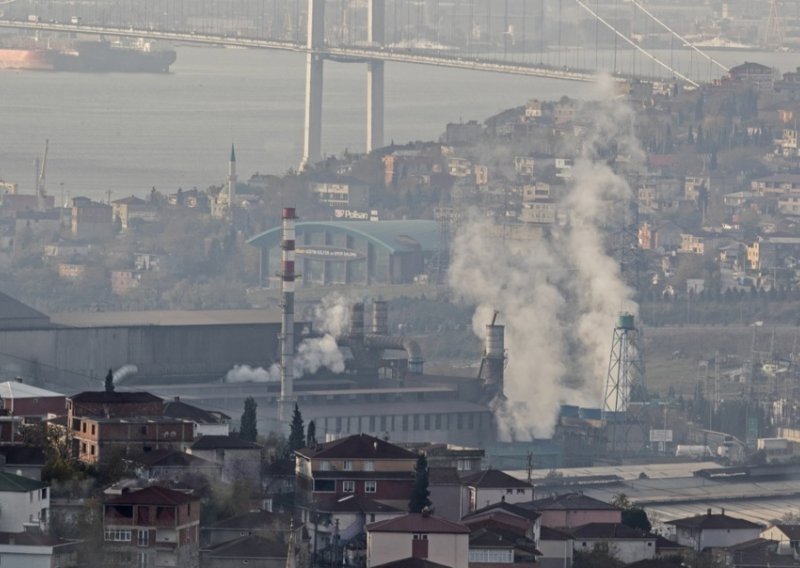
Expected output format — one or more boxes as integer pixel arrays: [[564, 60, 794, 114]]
[[666, 513, 762, 531], [461, 469, 532, 489], [297, 434, 417, 460], [367, 513, 469, 534]]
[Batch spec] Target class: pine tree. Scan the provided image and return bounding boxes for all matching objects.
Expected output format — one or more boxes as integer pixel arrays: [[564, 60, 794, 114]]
[[240, 396, 258, 442], [408, 454, 432, 513], [104, 369, 114, 393], [306, 420, 317, 449], [288, 404, 305, 452]]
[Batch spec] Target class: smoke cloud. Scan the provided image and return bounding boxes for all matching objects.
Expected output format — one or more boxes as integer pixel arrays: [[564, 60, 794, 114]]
[[449, 78, 639, 440], [112, 365, 138, 385], [224, 295, 351, 383]]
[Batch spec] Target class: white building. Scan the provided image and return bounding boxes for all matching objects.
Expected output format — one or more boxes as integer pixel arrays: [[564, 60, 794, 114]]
[[571, 523, 656, 564], [761, 524, 800, 558], [0, 472, 49, 532], [0, 532, 79, 568], [666, 511, 762, 551], [461, 469, 533, 515], [366, 512, 470, 568]]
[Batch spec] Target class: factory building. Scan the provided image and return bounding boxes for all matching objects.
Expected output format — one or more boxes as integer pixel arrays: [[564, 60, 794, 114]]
[[248, 220, 441, 286]]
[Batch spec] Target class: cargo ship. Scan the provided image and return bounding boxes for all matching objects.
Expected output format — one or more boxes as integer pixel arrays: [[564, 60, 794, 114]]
[[0, 37, 177, 72]]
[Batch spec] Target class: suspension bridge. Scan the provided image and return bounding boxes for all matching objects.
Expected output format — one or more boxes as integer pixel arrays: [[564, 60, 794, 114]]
[[0, 0, 729, 168]]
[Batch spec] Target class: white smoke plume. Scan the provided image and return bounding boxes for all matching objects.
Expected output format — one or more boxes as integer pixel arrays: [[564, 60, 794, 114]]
[[224, 295, 351, 383], [449, 77, 639, 440], [112, 365, 138, 384]]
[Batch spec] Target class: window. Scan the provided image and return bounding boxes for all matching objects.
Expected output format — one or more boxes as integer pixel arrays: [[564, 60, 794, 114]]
[[104, 529, 132, 542], [469, 549, 513, 563], [506, 489, 513, 494], [413, 534, 428, 540], [41, 488, 47, 499], [402, 415, 409, 431], [138, 551, 149, 568], [91, 445, 95, 456], [313, 479, 336, 492], [81, 443, 87, 454], [137, 529, 149, 547], [91, 424, 96, 435], [516, 489, 525, 495], [343, 481, 355, 493], [365, 481, 377, 493], [82, 422, 87, 433], [343, 460, 352, 471], [320, 461, 330, 471], [364, 461, 374, 472]]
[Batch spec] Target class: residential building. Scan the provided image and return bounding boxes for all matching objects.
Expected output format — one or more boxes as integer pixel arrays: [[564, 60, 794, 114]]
[[201, 535, 291, 568], [538, 526, 574, 568], [73, 415, 195, 464], [468, 526, 540, 566], [43, 241, 91, 259], [761, 524, 800, 558], [14, 209, 62, 235], [522, 494, 621, 529], [68, 391, 194, 464], [202, 510, 301, 547], [727, 61, 775, 89], [0, 531, 80, 568], [638, 221, 682, 251], [0, 471, 49, 532], [134, 450, 222, 482], [57, 262, 105, 283], [461, 469, 533, 514], [666, 510, 762, 552], [134, 252, 165, 272], [295, 433, 418, 511], [428, 468, 462, 521], [70, 197, 113, 240], [0, 380, 65, 421], [316, 494, 403, 549], [366, 512, 470, 568], [680, 231, 722, 255], [110, 270, 142, 295], [0, 446, 46, 480], [747, 236, 800, 271], [519, 200, 557, 225], [188, 435, 262, 482], [461, 501, 541, 543], [163, 396, 231, 436], [751, 174, 800, 196], [570, 523, 656, 564], [103, 486, 200, 568], [112, 195, 157, 231]]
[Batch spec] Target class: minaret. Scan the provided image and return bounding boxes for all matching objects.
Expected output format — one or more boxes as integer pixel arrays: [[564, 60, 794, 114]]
[[227, 144, 237, 209]]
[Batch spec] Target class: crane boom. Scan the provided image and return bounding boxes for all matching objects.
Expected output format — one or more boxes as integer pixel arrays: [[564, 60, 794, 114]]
[[37, 139, 48, 210]]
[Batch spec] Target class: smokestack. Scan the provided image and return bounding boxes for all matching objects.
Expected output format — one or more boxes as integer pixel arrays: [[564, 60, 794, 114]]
[[485, 324, 505, 394], [349, 302, 365, 338], [371, 300, 388, 335], [279, 207, 297, 424]]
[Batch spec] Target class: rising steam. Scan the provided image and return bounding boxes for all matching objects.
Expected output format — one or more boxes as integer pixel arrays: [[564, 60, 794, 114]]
[[449, 78, 639, 440], [224, 295, 352, 383], [112, 365, 139, 384]]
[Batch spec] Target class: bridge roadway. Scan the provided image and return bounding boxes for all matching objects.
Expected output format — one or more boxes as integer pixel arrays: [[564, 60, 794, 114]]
[[0, 19, 632, 83]]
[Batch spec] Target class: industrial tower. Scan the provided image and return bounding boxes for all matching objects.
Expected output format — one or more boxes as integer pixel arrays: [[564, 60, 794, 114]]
[[764, 0, 784, 49], [602, 313, 645, 455]]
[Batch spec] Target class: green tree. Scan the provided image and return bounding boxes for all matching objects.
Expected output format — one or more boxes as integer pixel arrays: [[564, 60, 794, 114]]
[[409, 453, 432, 513], [240, 396, 258, 442], [104, 368, 114, 392], [288, 404, 305, 452], [306, 419, 317, 449], [612, 493, 652, 533]]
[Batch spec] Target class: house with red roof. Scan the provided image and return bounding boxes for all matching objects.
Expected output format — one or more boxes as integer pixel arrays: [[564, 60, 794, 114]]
[[366, 512, 470, 568], [295, 433, 418, 511], [103, 485, 201, 568]]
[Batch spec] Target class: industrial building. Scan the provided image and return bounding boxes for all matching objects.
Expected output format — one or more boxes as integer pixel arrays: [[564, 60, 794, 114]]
[[248, 220, 442, 285]]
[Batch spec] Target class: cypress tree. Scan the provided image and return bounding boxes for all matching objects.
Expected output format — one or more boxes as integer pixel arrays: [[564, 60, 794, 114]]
[[409, 454, 432, 513], [288, 404, 305, 452], [240, 396, 258, 442]]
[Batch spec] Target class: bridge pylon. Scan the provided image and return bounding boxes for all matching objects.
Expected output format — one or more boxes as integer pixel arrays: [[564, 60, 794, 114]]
[[300, 0, 325, 171], [367, 0, 385, 153]]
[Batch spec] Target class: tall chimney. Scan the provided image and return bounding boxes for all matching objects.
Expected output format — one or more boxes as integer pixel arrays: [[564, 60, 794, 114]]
[[371, 300, 388, 335], [278, 207, 297, 424], [484, 324, 505, 395]]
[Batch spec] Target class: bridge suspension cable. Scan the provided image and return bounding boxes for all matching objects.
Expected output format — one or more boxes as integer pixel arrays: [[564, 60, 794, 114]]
[[627, 0, 728, 74], [571, 0, 699, 87]]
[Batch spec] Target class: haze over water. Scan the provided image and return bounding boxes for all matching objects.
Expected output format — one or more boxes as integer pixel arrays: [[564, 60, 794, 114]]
[[1, 45, 796, 201]]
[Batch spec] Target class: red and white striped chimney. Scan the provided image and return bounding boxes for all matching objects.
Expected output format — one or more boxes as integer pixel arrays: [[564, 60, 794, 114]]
[[279, 207, 297, 424]]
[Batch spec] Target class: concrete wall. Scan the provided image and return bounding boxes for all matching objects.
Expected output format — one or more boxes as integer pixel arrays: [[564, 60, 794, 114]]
[[0, 323, 283, 386]]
